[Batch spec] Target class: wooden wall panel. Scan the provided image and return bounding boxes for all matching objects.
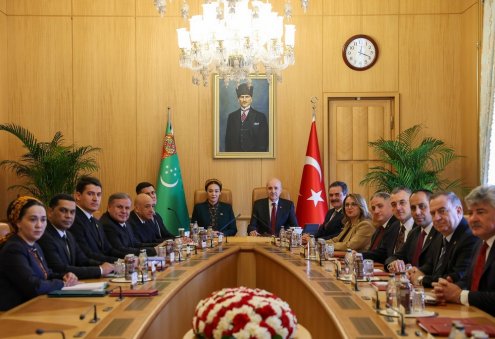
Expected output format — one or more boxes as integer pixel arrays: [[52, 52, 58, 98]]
[[73, 0, 135, 16], [324, 0, 398, 15], [0, 0, 5, 13], [6, 0, 70, 15], [398, 14, 462, 185], [322, 15, 399, 92], [135, 16, 200, 212], [399, 0, 464, 14], [0, 10, 7, 218], [460, 3, 480, 188], [73, 17, 137, 209]]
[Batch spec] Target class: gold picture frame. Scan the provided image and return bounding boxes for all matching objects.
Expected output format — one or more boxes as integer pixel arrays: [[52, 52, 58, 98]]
[[213, 74, 275, 159]]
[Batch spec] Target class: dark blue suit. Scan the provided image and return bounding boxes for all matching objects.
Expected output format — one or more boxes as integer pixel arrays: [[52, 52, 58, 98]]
[[100, 212, 157, 256], [68, 207, 124, 263], [457, 239, 495, 316], [362, 216, 398, 264], [191, 201, 237, 236], [128, 211, 161, 245], [38, 223, 102, 279], [248, 198, 298, 236], [314, 208, 344, 240], [419, 218, 477, 287], [0, 234, 64, 311]]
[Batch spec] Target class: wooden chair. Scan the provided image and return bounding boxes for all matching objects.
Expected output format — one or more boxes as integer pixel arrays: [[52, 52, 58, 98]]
[[251, 187, 291, 206], [193, 189, 233, 206]]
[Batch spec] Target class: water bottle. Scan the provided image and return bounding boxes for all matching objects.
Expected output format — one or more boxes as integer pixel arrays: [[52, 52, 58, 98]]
[[397, 272, 412, 314], [386, 273, 397, 314], [344, 249, 354, 275], [138, 249, 148, 281]]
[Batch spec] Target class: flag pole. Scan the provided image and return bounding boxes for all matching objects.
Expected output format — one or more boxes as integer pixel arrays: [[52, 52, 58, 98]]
[[310, 96, 318, 122]]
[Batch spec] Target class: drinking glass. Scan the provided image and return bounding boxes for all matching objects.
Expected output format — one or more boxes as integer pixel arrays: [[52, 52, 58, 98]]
[[411, 286, 425, 313], [363, 259, 374, 281]]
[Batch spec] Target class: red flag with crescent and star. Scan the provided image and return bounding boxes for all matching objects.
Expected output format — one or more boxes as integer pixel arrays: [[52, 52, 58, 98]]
[[296, 117, 328, 227]]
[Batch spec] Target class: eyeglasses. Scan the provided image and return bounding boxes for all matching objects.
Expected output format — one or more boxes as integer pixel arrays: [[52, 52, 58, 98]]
[[345, 202, 359, 208]]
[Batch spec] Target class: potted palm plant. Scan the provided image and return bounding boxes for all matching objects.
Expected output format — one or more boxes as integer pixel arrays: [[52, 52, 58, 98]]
[[0, 123, 100, 204], [360, 124, 461, 192]]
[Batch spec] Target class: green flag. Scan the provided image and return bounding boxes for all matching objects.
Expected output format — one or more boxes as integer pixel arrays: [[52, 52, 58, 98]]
[[155, 108, 189, 235]]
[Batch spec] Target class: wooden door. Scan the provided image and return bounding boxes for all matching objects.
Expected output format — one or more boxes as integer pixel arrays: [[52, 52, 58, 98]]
[[327, 97, 397, 199]]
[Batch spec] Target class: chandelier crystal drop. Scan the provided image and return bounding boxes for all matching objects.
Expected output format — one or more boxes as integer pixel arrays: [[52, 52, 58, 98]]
[[176, 0, 296, 86]]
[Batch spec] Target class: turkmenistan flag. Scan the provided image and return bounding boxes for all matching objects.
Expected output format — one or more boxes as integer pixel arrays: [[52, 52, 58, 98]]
[[155, 108, 190, 235]]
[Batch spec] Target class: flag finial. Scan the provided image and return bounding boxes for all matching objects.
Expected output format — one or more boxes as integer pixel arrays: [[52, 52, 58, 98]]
[[310, 97, 318, 122]]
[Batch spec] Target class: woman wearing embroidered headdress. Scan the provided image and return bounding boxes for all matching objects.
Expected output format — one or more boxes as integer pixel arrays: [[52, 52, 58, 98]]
[[0, 196, 78, 311], [191, 179, 237, 236]]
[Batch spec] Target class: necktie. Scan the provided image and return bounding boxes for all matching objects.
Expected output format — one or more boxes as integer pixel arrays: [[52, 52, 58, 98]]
[[394, 224, 406, 253], [411, 230, 427, 267], [30, 248, 48, 279], [434, 238, 449, 274], [62, 234, 71, 262], [91, 217, 102, 248], [322, 210, 337, 230], [369, 226, 386, 251], [241, 110, 248, 123], [471, 242, 489, 291], [153, 217, 162, 238], [271, 203, 277, 235]]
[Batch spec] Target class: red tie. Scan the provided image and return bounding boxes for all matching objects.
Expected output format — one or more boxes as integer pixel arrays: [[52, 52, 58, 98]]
[[411, 230, 427, 267], [241, 110, 248, 122], [271, 203, 277, 235], [471, 242, 489, 291], [370, 226, 386, 251]]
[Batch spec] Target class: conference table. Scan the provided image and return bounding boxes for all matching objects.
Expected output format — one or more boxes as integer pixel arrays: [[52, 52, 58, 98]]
[[0, 237, 494, 338]]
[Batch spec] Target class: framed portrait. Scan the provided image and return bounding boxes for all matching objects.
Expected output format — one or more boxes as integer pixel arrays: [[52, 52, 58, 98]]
[[213, 74, 275, 159]]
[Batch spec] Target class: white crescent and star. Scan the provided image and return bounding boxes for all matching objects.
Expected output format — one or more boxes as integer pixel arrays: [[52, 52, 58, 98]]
[[304, 156, 324, 207], [160, 165, 179, 188]]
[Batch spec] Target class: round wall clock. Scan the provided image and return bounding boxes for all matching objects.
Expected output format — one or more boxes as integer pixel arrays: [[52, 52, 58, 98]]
[[342, 34, 379, 71]]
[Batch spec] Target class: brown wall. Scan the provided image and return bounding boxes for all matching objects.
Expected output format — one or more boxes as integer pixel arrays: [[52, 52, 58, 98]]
[[0, 0, 480, 221]]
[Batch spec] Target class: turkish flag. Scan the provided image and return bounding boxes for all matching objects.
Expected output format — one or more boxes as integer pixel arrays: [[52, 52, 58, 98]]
[[296, 120, 328, 227]]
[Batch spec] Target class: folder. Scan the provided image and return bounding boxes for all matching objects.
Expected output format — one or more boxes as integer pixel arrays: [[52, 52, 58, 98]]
[[108, 289, 159, 297], [417, 317, 495, 336], [48, 289, 107, 297]]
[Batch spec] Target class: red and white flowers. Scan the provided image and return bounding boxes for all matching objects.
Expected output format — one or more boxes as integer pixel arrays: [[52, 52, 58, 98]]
[[193, 286, 298, 339]]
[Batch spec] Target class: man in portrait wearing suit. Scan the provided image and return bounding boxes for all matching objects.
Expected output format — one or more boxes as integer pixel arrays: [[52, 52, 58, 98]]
[[100, 192, 159, 257], [248, 178, 298, 236], [314, 181, 348, 240], [68, 176, 125, 263], [362, 192, 398, 263], [385, 190, 440, 272], [434, 185, 495, 316], [408, 192, 476, 287], [224, 83, 268, 152], [38, 194, 114, 279], [135, 182, 175, 239]]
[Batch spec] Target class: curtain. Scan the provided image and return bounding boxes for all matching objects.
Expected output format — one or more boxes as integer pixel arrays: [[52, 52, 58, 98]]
[[480, 0, 495, 184]]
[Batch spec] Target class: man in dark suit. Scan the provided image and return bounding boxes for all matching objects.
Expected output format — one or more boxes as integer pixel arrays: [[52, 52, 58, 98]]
[[385, 190, 440, 272], [128, 193, 171, 244], [314, 181, 347, 240], [248, 178, 298, 236], [100, 192, 159, 256], [135, 182, 175, 239], [38, 194, 114, 279], [434, 185, 495, 316], [362, 192, 398, 263], [68, 176, 125, 263], [225, 83, 268, 152], [409, 192, 476, 287]]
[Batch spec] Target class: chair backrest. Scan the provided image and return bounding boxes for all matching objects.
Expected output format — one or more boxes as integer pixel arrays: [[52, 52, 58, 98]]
[[194, 189, 233, 206], [251, 187, 291, 206]]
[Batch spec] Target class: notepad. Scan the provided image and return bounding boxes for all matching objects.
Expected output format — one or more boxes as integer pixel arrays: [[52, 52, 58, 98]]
[[417, 317, 495, 336], [62, 282, 108, 291], [48, 289, 107, 297], [108, 289, 158, 297]]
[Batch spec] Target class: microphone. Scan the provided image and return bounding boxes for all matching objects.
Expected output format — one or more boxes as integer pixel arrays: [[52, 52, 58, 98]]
[[218, 213, 241, 234], [108, 286, 123, 301], [167, 207, 182, 231], [80, 304, 99, 323], [250, 214, 273, 236], [35, 329, 66, 339]]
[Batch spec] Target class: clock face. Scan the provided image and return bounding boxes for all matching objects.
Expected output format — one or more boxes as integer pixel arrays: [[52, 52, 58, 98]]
[[343, 35, 379, 71]]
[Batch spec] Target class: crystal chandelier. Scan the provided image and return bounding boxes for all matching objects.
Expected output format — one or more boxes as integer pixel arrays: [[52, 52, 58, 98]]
[[176, 1, 297, 86]]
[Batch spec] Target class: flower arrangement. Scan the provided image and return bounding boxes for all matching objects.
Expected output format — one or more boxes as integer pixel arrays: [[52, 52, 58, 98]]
[[193, 286, 298, 339]]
